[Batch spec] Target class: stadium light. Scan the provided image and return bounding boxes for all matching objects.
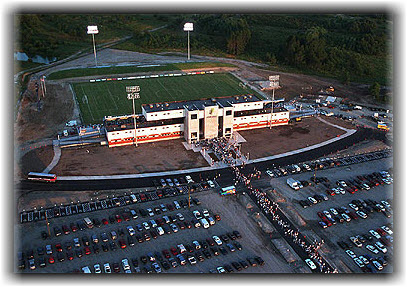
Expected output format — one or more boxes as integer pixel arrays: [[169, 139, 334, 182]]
[[269, 75, 280, 129], [126, 86, 141, 146], [87, 25, 99, 67], [183, 23, 193, 60]]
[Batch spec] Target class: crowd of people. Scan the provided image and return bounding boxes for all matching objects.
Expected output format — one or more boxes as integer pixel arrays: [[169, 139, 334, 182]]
[[205, 135, 337, 273], [196, 137, 244, 166]]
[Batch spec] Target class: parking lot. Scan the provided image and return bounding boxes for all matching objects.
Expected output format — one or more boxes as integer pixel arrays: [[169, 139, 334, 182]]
[[16, 182, 292, 273], [260, 155, 393, 273]]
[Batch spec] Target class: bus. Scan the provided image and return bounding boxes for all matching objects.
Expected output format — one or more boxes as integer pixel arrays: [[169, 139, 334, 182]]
[[220, 186, 236, 196], [27, 172, 57, 182]]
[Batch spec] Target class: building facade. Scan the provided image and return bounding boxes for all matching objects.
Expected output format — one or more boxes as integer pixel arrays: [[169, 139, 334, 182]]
[[104, 95, 289, 147]]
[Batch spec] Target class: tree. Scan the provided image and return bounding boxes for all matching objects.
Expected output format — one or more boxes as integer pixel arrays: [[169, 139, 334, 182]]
[[369, 82, 381, 100]]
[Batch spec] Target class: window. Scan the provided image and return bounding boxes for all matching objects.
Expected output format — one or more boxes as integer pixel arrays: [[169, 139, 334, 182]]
[[191, 114, 197, 120], [225, 128, 231, 133], [191, 132, 198, 138], [226, 110, 232, 116]]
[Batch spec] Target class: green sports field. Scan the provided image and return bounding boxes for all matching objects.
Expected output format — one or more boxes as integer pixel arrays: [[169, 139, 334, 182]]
[[72, 73, 260, 124]]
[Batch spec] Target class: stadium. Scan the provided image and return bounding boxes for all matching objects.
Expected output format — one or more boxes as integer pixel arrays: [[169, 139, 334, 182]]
[[72, 71, 289, 148]]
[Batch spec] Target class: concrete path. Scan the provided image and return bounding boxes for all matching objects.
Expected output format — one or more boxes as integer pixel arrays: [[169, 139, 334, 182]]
[[42, 141, 61, 173]]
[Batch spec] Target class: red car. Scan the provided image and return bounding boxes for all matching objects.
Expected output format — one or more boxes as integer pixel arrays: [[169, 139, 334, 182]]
[[214, 214, 221, 221], [115, 214, 122, 223], [62, 225, 70, 235], [102, 218, 109, 225], [48, 256, 55, 264], [84, 247, 91, 255], [119, 240, 127, 249], [162, 249, 171, 259], [170, 247, 178, 256], [70, 223, 78, 232], [66, 251, 74, 261], [55, 244, 63, 252]]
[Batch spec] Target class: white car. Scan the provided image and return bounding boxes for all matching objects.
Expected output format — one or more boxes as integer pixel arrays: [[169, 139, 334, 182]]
[[149, 220, 157, 228], [207, 180, 215, 188], [192, 240, 201, 250], [353, 258, 365, 268], [126, 226, 135, 236], [342, 213, 351, 222], [305, 259, 317, 270], [323, 210, 332, 218], [156, 226, 164, 236], [104, 263, 111, 273], [217, 266, 226, 273], [345, 249, 357, 259], [202, 209, 210, 217], [177, 244, 187, 253], [308, 197, 317, 205], [356, 210, 368, 219], [121, 258, 130, 271], [361, 183, 370, 190], [142, 222, 150, 230], [375, 242, 387, 253], [369, 229, 381, 239], [359, 256, 369, 265], [94, 264, 101, 273], [381, 225, 393, 235], [366, 245, 379, 254], [82, 266, 91, 273], [185, 175, 194, 183], [73, 238, 81, 247], [212, 235, 223, 246], [330, 208, 339, 216], [46, 244, 53, 254], [176, 213, 185, 221], [349, 203, 359, 211], [193, 210, 202, 220], [337, 187, 345, 194], [372, 260, 383, 270], [147, 208, 154, 217]]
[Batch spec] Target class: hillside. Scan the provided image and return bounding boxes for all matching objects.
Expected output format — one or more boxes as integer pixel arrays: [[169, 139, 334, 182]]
[[15, 14, 392, 87]]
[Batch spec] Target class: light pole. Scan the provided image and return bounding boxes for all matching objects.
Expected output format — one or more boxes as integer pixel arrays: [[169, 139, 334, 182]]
[[183, 23, 193, 60], [87, 25, 99, 67], [126, 86, 140, 146], [269, 75, 280, 129]]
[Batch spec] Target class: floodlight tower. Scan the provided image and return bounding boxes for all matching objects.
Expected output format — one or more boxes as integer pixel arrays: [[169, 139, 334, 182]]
[[126, 86, 141, 146], [87, 25, 99, 67], [269, 75, 280, 129], [183, 23, 194, 60]]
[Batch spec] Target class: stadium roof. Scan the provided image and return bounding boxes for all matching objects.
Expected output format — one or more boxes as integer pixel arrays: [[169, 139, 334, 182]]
[[142, 94, 262, 113]]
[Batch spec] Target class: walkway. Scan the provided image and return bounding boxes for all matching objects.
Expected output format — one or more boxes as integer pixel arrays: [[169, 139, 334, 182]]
[[42, 140, 61, 174]]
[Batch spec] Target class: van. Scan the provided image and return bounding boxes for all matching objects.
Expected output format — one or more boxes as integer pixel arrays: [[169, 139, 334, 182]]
[[354, 105, 362, 110], [83, 217, 93, 229], [163, 216, 170, 224], [200, 218, 210, 229]]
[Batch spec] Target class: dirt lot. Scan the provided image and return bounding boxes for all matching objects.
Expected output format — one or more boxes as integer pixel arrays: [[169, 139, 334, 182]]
[[50, 139, 209, 176], [19, 116, 352, 176], [239, 117, 346, 160]]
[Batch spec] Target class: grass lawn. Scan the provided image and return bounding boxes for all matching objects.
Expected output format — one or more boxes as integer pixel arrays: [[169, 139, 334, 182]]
[[72, 73, 259, 124]]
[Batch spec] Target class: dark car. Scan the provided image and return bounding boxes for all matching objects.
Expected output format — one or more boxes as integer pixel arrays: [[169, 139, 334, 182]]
[[113, 263, 120, 273], [54, 227, 62, 237], [202, 249, 212, 259], [219, 247, 228, 255], [247, 257, 257, 267], [211, 247, 220, 256], [224, 264, 234, 273], [254, 256, 265, 266], [232, 261, 242, 271], [127, 236, 135, 246], [239, 260, 249, 269]]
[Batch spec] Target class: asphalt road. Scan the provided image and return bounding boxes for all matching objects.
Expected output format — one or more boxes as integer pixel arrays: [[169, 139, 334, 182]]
[[16, 127, 388, 194]]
